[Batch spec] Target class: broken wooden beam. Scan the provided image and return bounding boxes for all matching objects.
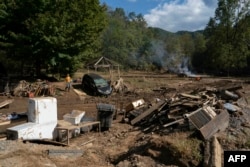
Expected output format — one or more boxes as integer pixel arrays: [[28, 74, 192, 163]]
[[163, 118, 185, 128]]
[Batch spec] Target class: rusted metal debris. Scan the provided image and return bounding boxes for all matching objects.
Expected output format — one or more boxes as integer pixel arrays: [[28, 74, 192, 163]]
[[123, 84, 246, 140]]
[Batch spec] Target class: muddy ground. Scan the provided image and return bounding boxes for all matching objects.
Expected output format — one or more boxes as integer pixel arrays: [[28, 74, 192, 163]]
[[0, 73, 250, 167]]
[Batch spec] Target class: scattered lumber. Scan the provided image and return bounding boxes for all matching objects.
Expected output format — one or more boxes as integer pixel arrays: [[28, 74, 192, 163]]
[[9, 80, 56, 97], [130, 100, 166, 125], [124, 83, 246, 140]]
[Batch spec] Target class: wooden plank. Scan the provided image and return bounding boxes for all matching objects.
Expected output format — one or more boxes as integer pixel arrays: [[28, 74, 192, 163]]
[[0, 99, 14, 108], [180, 93, 201, 99], [34, 86, 41, 96], [169, 99, 190, 107], [130, 100, 166, 125], [181, 101, 201, 107], [80, 138, 96, 146], [0, 120, 11, 126], [167, 114, 183, 119], [163, 118, 184, 127], [157, 102, 168, 111], [56, 121, 101, 131], [169, 107, 182, 114]]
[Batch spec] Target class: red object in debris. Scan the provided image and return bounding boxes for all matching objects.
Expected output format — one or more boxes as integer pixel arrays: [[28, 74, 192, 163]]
[[195, 77, 201, 81], [28, 92, 34, 98]]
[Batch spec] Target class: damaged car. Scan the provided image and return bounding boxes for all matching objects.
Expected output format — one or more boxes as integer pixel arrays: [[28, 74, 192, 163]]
[[81, 73, 112, 96]]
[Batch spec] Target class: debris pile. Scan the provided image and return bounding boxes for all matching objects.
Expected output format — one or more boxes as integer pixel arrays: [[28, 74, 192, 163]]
[[123, 84, 249, 140], [9, 80, 56, 97]]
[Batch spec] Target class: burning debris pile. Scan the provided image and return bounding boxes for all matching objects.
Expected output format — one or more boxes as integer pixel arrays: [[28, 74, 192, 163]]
[[4, 80, 56, 97], [123, 83, 249, 140]]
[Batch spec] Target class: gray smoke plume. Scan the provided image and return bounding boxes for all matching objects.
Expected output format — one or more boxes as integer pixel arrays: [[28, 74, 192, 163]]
[[150, 40, 196, 76]]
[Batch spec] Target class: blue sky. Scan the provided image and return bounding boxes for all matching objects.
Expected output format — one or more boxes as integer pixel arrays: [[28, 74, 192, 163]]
[[99, 0, 218, 32]]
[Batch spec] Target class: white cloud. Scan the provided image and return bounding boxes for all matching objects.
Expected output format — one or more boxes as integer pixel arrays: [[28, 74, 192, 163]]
[[144, 0, 217, 32]]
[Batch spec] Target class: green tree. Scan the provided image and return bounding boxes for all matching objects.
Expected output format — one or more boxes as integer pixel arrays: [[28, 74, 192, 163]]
[[204, 0, 250, 74], [179, 33, 195, 57], [101, 8, 151, 70], [0, 0, 107, 76], [192, 33, 206, 72]]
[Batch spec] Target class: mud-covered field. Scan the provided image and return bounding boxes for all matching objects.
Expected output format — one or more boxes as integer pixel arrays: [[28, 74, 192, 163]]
[[1, 73, 250, 167]]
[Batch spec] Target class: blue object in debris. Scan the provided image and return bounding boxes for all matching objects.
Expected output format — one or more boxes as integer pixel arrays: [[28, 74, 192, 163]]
[[7, 112, 19, 120]]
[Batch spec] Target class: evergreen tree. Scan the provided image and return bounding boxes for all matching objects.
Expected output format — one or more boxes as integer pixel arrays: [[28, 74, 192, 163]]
[[204, 0, 250, 74], [101, 8, 151, 70], [0, 0, 107, 76]]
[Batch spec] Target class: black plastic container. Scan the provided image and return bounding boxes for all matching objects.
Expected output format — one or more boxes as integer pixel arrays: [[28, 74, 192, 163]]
[[96, 103, 116, 131]]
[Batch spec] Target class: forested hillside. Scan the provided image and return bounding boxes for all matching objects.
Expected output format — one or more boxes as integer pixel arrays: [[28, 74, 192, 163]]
[[0, 0, 249, 77]]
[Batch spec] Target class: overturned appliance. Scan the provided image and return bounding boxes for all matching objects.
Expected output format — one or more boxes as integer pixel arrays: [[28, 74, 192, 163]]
[[6, 97, 58, 140], [185, 106, 229, 140]]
